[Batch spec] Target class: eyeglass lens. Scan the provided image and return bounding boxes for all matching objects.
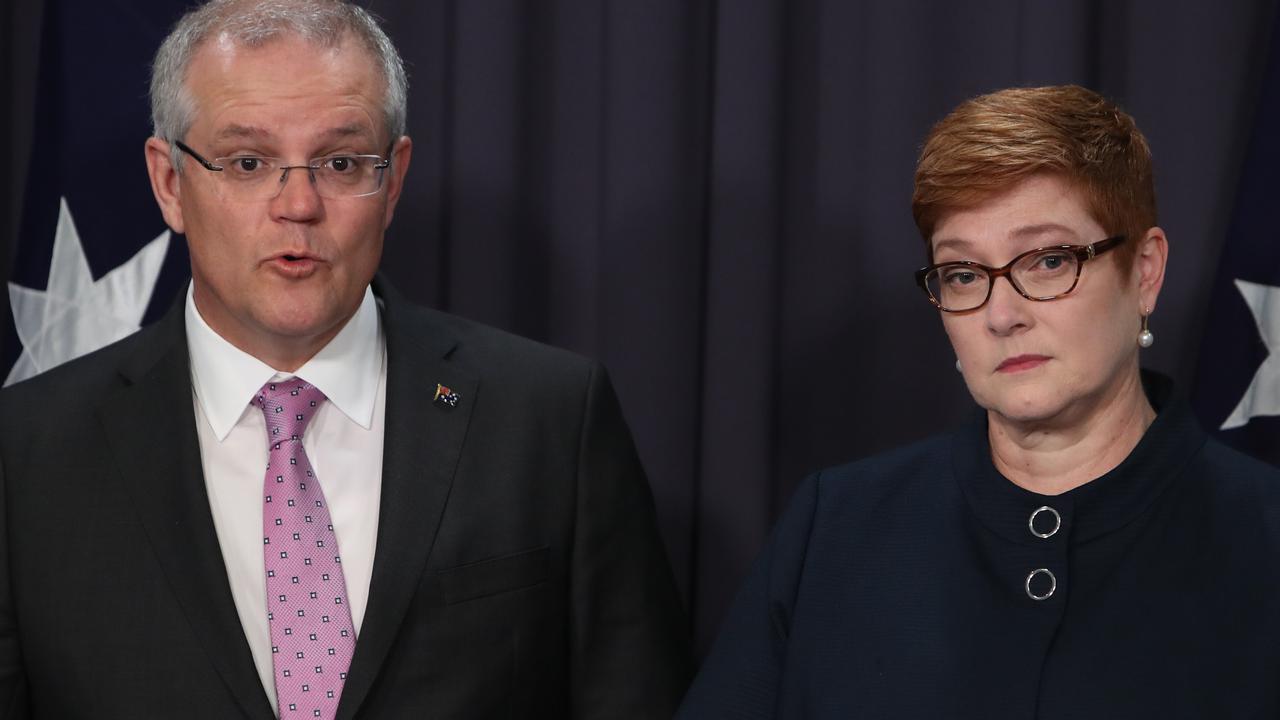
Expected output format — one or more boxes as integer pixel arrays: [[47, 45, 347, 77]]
[[925, 248, 1080, 311], [215, 155, 386, 200]]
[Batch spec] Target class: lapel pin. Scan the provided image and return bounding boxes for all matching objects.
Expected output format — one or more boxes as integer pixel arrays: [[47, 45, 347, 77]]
[[433, 383, 461, 408]]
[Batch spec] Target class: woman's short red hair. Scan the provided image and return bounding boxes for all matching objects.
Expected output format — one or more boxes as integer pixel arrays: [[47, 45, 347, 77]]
[[912, 85, 1156, 270]]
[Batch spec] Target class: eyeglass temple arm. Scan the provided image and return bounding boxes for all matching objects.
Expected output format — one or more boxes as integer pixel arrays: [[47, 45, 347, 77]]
[[173, 140, 225, 172], [1085, 235, 1126, 259]]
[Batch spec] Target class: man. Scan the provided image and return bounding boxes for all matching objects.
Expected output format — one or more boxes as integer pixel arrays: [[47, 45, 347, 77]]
[[0, 1, 692, 717]]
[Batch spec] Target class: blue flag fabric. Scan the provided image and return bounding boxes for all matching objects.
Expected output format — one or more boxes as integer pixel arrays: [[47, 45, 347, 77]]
[[5, 0, 190, 385], [1192, 14, 1280, 465]]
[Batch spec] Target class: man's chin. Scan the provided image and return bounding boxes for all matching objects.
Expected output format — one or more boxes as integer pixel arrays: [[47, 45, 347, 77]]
[[260, 314, 345, 342], [247, 298, 348, 339]]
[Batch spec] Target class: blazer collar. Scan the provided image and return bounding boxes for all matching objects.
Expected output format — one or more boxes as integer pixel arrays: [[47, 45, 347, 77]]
[[336, 275, 478, 720], [97, 297, 277, 720]]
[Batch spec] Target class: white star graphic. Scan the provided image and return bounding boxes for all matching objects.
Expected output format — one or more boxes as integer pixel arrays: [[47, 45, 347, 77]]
[[1221, 278, 1280, 429], [5, 197, 170, 386]]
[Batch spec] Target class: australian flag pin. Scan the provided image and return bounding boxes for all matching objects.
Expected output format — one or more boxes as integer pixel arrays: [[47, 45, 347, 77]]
[[433, 383, 460, 408]]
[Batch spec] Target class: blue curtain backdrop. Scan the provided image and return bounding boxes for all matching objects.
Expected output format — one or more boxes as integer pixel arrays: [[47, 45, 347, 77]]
[[4, 0, 1277, 655], [1192, 7, 1280, 465]]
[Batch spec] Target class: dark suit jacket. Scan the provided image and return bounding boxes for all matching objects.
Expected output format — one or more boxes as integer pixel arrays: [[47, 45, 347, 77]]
[[0, 278, 692, 719], [677, 374, 1280, 718]]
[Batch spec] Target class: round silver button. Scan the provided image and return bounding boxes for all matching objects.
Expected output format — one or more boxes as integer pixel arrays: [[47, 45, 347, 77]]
[[1025, 568, 1056, 601], [1028, 505, 1061, 539]]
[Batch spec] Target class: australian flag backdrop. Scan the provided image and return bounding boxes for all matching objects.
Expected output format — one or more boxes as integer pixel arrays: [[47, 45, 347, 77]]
[[5, 0, 191, 386], [1192, 11, 1280, 465]]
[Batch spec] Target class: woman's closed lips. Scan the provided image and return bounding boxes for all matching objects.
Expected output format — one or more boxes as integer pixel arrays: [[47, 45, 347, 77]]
[[995, 354, 1050, 373]]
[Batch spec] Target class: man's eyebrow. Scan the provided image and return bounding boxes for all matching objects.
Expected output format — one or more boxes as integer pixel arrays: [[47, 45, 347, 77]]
[[212, 124, 272, 142], [319, 124, 377, 141], [209, 124, 377, 145]]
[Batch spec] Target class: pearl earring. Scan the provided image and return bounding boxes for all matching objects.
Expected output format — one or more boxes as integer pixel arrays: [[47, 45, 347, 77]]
[[1137, 310, 1154, 348], [955, 359, 962, 372]]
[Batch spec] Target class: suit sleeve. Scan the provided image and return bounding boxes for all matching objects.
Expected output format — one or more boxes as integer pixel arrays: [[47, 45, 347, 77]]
[[675, 472, 820, 719], [569, 362, 694, 718], [0, 452, 30, 718]]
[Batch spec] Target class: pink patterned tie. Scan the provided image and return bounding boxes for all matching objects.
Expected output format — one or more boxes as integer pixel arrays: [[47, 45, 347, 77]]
[[254, 379, 356, 720]]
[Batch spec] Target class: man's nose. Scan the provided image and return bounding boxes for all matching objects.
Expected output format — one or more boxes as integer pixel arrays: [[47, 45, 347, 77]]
[[270, 166, 324, 220]]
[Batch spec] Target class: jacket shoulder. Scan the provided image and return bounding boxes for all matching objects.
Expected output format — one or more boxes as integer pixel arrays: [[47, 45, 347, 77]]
[[1191, 438, 1280, 533], [0, 317, 177, 411], [387, 299, 599, 389], [1196, 437, 1280, 491], [813, 434, 955, 502]]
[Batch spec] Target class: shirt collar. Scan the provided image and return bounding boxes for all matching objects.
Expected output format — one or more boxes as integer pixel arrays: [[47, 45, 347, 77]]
[[186, 283, 385, 440]]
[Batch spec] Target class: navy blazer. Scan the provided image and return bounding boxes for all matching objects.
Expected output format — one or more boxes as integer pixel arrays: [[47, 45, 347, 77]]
[[679, 374, 1280, 718], [0, 277, 692, 719]]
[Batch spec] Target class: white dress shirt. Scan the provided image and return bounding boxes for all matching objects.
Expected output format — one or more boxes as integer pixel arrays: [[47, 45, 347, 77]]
[[185, 284, 386, 711]]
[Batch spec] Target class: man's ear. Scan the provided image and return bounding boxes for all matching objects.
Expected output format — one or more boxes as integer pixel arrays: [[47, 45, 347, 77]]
[[381, 135, 413, 230], [144, 137, 186, 234], [1134, 226, 1168, 314]]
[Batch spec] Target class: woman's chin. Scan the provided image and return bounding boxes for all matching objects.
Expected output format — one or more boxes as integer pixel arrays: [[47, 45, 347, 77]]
[[981, 392, 1073, 428]]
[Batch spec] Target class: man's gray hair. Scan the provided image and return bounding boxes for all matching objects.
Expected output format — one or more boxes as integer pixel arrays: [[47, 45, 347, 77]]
[[150, 0, 408, 170]]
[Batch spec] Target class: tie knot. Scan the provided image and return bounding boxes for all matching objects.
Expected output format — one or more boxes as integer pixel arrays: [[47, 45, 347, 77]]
[[253, 379, 327, 442]]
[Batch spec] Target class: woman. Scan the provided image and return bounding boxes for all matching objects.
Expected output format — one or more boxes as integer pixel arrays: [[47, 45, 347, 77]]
[[677, 85, 1280, 718]]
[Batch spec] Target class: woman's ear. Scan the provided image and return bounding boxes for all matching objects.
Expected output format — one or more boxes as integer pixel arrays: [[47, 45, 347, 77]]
[[1134, 226, 1168, 314]]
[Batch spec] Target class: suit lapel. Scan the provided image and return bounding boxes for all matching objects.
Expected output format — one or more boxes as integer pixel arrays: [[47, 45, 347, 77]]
[[337, 281, 478, 720], [96, 304, 275, 720]]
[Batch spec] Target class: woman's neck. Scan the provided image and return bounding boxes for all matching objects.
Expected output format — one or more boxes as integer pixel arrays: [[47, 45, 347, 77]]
[[988, 372, 1157, 496]]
